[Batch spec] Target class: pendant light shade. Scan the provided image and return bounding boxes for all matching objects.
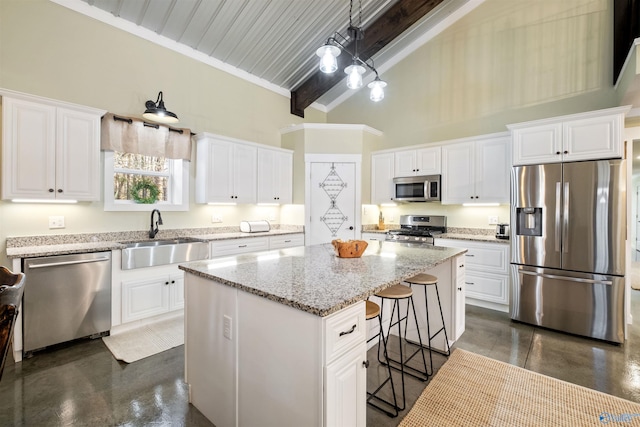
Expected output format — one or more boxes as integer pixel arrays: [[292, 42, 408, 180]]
[[345, 63, 366, 89], [314, 0, 388, 101], [316, 44, 341, 74], [368, 78, 387, 102], [143, 91, 179, 124]]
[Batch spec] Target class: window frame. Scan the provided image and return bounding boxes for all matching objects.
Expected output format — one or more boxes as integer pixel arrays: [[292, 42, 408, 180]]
[[103, 151, 189, 211]]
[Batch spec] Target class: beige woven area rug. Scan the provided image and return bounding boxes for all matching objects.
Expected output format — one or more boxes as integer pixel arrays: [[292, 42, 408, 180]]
[[102, 316, 183, 363], [400, 349, 640, 426]]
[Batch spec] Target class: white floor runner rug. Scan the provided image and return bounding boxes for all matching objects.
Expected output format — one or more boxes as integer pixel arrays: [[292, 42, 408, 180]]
[[102, 316, 184, 363]]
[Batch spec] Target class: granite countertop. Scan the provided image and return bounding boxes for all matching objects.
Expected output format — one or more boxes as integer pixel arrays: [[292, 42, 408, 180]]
[[6, 228, 304, 259], [438, 233, 510, 244], [179, 241, 466, 317]]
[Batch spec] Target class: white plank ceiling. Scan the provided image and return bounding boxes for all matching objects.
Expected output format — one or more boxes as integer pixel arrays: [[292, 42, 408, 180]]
[[59, 0, 481, 110]]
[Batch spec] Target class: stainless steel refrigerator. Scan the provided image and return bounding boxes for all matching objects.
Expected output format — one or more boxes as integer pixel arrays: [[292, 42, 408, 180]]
[[510, 159, 626, 343]]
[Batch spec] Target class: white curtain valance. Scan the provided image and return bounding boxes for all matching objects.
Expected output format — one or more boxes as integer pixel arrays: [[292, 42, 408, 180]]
[[101, 113, 192, 161]]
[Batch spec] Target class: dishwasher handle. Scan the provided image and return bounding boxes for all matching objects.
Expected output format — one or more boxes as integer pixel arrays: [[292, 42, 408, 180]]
[[27, 256, 111, 269]]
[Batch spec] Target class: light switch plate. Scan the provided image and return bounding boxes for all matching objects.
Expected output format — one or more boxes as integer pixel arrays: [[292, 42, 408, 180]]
[[49, 216, 65, 229], [211, 214, 223, 223]]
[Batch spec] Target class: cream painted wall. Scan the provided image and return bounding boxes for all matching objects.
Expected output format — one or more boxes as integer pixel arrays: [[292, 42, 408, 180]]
[[328, 0, 617, 147], [0, 0, 325, 266], [331, 0, 620, 230]]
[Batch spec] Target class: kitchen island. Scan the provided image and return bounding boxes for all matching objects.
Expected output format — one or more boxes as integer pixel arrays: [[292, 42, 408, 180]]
[[179, 241, 466, 427]]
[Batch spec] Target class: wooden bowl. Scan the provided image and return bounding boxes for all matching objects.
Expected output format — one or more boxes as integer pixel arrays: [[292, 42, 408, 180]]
[[331, 239, 368, 258]]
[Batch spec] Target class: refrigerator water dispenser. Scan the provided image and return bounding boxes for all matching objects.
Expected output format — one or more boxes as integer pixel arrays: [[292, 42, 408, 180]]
[[516, 207, 542, 236]]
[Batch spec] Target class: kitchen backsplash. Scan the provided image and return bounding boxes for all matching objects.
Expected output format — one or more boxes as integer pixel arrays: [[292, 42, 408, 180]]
[[6, 224, 304, 248]]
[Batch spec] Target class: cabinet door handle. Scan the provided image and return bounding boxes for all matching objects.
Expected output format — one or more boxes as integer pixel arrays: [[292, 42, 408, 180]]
[[465, 282, 474, 285], [284, 240, 291, 243], [165, 281, 170, 285], [48, 188, 54, 193], [458, 287, 462, 291], [57, 189, 63, 193], [238, 244, 247, 248], [171, 280, 175, 284], [339, 324, 357, 336], [460, 264, 465, 267], [362, 360, 370, 368], [465, 254, 474, 257], [563, 150, 568, 154]]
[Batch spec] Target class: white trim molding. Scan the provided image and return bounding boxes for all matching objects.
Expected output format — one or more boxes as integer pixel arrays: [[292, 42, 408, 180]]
[[280, 123, 383, 136]]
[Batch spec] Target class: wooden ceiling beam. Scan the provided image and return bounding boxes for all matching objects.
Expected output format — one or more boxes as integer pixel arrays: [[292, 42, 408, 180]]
[[290, 0, 445, 117]]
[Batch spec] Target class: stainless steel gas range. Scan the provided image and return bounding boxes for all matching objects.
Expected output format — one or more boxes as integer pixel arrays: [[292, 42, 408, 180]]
[[385, 215, 446, 245]]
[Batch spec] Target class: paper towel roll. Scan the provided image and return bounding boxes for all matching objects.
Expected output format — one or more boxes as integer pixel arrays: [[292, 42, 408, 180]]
[[240, 220, 271, 233]]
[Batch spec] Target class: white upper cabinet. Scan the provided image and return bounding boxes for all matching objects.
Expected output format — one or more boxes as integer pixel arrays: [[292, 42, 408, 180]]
[[394, 146, 441, 177], [195, 134, 257, 204], [2, 95, 103, 201], [370, 152, 395, 205], [441, 135, 510, 204], [510, 106, 629, 165], [257, 147, 293, 204]]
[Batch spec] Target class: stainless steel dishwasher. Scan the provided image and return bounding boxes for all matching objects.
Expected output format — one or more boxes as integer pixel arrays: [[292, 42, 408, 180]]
[[22, 251, 112, 355]]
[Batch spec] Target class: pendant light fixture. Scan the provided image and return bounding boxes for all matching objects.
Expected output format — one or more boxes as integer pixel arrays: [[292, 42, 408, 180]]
[[315, 0, 387, 102], [143, 91, 179, 124]]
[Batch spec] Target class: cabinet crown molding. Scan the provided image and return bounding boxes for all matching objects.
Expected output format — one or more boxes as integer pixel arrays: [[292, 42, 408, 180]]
[[507, 105, 632, 130], [195, 132, 292, 154], [0, 87, 106, 116], [371, 130, 510, 156]]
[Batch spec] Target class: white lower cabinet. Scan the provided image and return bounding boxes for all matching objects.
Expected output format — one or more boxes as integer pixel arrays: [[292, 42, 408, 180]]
[[361, 232, 386, 241], [185, 272, 366, 427], [121, 273, 184, 323], [436, 238, 510, 312], [269, 233, 304, 249], [210, 236, 269, 257], [325, 343, 367, 427], [210, 233, 304, 256]]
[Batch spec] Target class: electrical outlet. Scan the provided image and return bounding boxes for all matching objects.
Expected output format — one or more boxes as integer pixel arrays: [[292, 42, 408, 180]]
[[48, 216, 65, 229], [223, 315, 232, 340], [363, 206, 369, 215], [488, 216, 499, 225], [211, 214, 223, 223]]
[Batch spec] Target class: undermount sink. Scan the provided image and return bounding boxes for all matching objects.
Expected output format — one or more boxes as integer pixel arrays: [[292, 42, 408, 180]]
[[120, 237, 209, 270]]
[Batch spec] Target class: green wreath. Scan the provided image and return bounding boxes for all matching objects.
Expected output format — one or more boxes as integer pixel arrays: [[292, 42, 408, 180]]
[[130, 179, 160, 204]]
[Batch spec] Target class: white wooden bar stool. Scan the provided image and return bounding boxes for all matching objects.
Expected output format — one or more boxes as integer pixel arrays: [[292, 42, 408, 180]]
[[365, 300, 398, 418], [404, 273, 451, 376], [374, 284, 429, 410]]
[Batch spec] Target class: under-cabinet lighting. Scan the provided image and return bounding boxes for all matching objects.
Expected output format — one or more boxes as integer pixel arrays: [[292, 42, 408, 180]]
[[12, 199, 78, 204], [207, 203, 237, 206], [462, 203, 500, 207], [257, 203, 279, 206]]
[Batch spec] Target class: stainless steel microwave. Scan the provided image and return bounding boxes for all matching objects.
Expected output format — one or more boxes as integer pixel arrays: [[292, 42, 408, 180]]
[[393, 175, 441, 202]]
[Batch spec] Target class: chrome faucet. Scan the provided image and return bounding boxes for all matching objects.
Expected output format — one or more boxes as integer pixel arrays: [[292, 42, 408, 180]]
[[149, 209, 163, 238]]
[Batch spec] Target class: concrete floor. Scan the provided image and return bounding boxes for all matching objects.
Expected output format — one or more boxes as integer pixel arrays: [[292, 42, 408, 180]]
[[1, 291, 639, 426]]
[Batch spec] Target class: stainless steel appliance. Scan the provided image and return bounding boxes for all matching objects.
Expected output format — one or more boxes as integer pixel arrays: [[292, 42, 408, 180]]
[[495, 223, 510, 240], [510, 159, 626, 343], [393, 175, 441, 202], [385, 215, 446, 245], [23, 252, 112, 355]]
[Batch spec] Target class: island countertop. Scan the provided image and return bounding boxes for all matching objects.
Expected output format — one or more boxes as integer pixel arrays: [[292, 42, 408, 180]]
[[179, 241, 466, 317]]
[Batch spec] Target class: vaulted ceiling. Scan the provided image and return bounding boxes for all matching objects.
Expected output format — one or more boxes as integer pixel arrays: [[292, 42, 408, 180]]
[[55, 0, 483, 116]]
